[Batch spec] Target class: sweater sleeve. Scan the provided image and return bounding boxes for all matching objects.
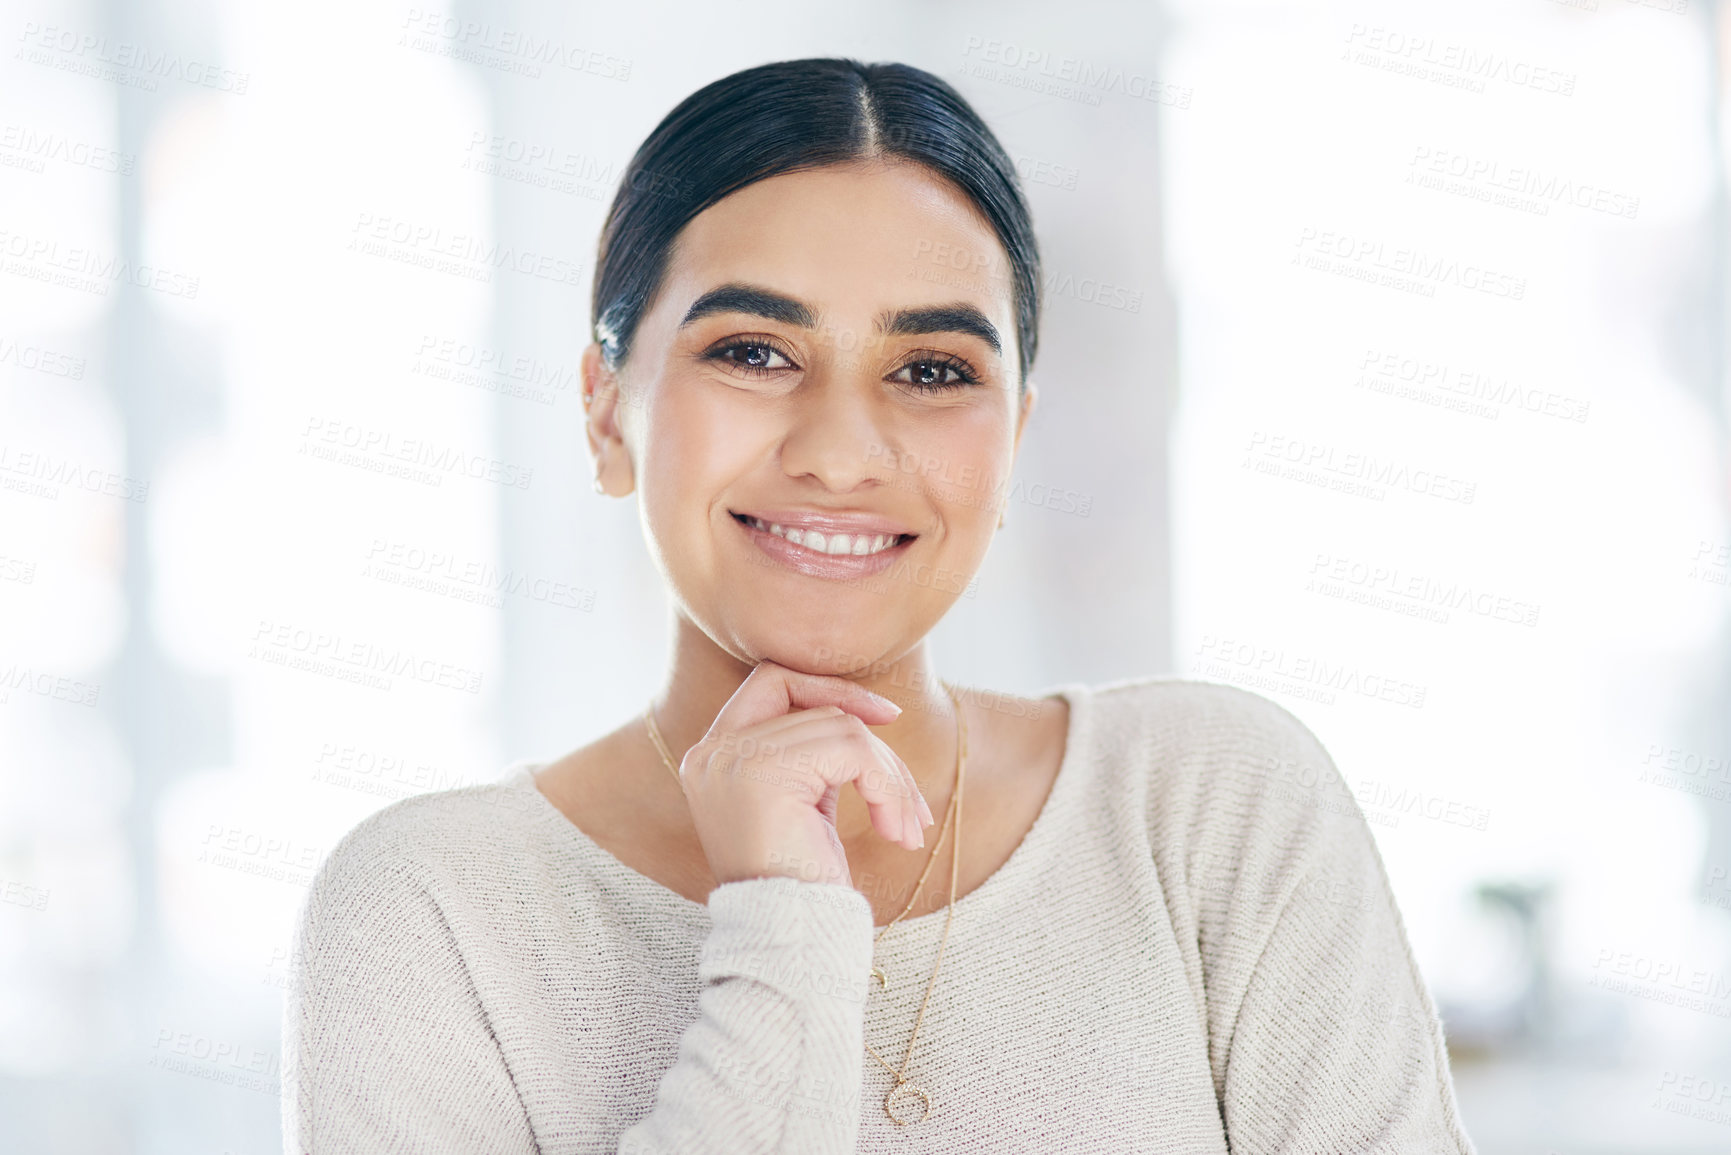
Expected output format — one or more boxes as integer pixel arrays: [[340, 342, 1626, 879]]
[[616, 876, 876, 1155], [283, 843, 875, 1155], [282, 853, 538, 1155], [1186, 690, 1478, 1155]]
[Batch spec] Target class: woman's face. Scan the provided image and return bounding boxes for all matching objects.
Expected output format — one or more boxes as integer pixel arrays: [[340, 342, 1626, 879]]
[[587, 159, 1034, 677]]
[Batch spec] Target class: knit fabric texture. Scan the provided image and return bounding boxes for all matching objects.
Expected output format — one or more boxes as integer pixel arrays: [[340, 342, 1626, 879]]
[[282, 676, 1479, 1153]]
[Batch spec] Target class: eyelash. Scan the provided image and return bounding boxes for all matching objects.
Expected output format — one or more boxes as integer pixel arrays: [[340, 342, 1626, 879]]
[[704, 337, 797, 377], [701, 339, 982, 393], [893, 353, 980, 393]]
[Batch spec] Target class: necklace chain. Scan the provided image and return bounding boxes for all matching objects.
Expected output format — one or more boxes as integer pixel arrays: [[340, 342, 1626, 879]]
[[643, 680, 967, 1127]]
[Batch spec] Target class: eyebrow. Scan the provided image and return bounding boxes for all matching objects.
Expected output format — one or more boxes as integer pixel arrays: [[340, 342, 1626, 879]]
[[879, 304, 1002, 355], [679, 282, 1003, 356], [681, 284, 815, 329]]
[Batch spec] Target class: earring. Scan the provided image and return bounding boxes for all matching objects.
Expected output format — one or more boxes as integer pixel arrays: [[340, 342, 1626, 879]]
[[997, 508, 1006, 530], [592, 477, 605, 494]]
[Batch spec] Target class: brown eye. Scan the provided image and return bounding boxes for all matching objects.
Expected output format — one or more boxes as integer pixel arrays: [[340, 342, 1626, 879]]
[[731, 344, 778, 369], [707, 340, 795, 374], [891, 356, 977, 392]]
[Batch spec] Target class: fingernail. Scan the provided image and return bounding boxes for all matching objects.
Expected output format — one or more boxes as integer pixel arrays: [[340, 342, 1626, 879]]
[[871, 692, 902, 714]]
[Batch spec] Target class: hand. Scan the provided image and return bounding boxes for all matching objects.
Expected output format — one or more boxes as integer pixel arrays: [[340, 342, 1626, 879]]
[[676, 660, 936, 889]]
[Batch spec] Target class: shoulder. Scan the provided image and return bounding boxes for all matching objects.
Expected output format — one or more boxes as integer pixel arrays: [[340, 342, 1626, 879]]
[[295, 767, 555, 943], [1082, 675, 1373, 914], [1087, 673, 1323, 735], [1084, 674, 1339, 798], [319, 767, 547, 877], [283, 776, 553, 1152]]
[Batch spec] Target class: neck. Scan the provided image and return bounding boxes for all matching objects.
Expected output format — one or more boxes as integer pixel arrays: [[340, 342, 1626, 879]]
[[649, 611, 962, 842]]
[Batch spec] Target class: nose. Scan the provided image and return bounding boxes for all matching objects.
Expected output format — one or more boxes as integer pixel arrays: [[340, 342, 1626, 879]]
[[777, 364, 896, 492]]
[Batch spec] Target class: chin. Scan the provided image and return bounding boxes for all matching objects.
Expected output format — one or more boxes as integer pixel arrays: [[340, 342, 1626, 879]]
[[735, 622, 908, 680]]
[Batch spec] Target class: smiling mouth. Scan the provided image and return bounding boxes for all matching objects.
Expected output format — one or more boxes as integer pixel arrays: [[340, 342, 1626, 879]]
[[730, 511, 915, 558]]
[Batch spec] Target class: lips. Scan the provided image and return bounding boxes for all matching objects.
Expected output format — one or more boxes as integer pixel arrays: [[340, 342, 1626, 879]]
[[729, 508, 918, 539], [729, 509, 919, 579], [731, 512, 911, 557]]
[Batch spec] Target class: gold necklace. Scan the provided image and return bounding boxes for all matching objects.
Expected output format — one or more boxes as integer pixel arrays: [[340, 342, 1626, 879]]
[[642, 699, 683, 785], [862, 679, 965, 1127], [642, 681, 968, 1128]]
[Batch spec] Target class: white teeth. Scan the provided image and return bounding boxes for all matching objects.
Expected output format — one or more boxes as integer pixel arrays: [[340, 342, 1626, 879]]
[[743, 516, 901, 557]]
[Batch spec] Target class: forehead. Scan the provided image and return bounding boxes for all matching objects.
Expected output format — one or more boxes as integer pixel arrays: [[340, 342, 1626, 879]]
[[659, 160, 1016, 330]]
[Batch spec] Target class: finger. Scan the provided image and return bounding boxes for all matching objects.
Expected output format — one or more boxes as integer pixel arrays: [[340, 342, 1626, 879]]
[[691, 712, 850, 798], [830, 723, 924, 850], [695, 706, 839, 769], [864, 728, 932, 832], [752, 714, 921, 849], [806, 717, 928, 848], [850, 728, 921, 848], [747, 704, 847, 739], [715, 660, 902, 734], [730, 713, 879, 794]]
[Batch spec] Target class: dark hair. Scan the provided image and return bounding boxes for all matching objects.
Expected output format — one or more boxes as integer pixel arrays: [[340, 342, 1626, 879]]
[[591, 57, 1041, 387]]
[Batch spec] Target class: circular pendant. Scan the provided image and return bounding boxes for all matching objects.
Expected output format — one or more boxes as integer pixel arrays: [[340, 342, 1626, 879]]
[[885, 1081, 933, 1126]]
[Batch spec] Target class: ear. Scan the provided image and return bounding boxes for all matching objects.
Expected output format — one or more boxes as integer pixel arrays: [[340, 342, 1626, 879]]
[[1011, 379, 1038, 456], [583, 342, 637, 497]]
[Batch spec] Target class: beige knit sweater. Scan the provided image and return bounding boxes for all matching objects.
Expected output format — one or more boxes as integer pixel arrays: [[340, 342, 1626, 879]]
[[282, 676, 1478, 1154]]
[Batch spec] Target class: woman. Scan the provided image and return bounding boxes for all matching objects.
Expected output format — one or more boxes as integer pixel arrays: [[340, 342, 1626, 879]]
[[284, 57, 1477, 1154]]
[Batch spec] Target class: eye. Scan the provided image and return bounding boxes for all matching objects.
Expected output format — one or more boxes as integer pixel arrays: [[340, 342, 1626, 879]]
[[705, 338, 797, 376], [891, 354, 979, 393]]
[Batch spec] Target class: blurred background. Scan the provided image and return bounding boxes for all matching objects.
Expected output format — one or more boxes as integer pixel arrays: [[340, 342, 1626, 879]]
[[2, 0, 1728, 1150]]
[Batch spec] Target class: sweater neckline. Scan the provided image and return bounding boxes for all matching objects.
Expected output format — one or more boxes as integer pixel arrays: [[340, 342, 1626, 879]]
[[508, 680, 1095, 933]]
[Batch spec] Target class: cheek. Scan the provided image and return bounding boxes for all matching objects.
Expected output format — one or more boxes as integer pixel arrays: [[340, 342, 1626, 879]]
[[893, 412, 1017, 525], [639, 386, 772, 529]]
